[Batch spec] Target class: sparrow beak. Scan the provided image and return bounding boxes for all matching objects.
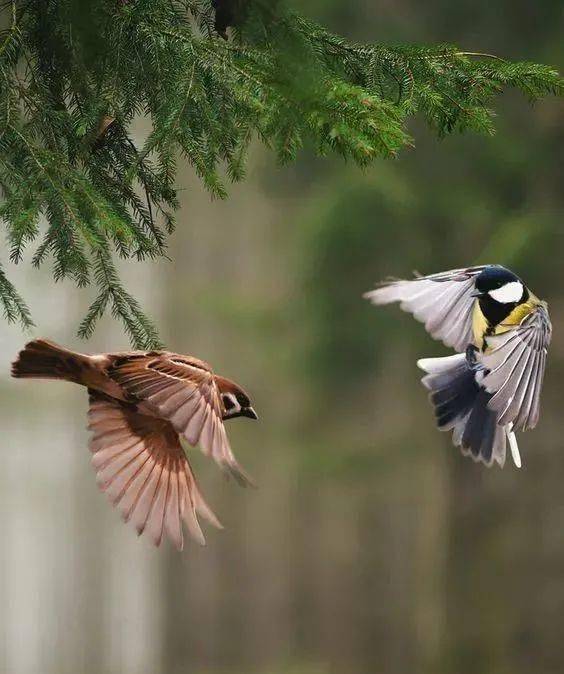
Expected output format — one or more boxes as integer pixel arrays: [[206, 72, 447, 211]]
[[242, 406, 258, 420]]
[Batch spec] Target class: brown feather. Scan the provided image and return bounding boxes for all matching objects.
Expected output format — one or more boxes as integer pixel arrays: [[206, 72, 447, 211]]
[[87, 391, 221, 549], [109, 352, 254, 486], [11, 338, 255, 549]]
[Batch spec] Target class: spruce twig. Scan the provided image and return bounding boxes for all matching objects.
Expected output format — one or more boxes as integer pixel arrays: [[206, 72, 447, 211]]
[[0, 0, 561, 346]]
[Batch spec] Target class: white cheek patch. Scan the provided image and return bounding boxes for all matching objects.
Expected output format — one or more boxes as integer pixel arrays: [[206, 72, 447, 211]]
[[488, 281, 523, 304]]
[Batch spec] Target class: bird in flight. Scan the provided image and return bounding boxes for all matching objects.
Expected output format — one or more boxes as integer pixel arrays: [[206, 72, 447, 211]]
[[12, 339, 258, 550], [365, 265, 551, 468]]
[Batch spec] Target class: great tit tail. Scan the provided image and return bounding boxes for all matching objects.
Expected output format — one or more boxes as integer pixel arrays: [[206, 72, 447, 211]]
[[417, 353, 518, 468]]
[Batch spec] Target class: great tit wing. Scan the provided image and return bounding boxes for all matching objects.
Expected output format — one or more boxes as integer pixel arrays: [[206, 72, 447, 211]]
[[108, 353, 253, 486], [364, 266, 486, 352], [480, 304, 551, 430], [87, 391, 222, 550]]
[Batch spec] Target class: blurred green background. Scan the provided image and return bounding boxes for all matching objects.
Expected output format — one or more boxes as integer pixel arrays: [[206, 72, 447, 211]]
[[0, 1, 563, 673]]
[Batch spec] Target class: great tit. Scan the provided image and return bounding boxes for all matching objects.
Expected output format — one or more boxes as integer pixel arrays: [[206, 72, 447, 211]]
[[12, 338, 258, 549], [364, 265, 551, 468]]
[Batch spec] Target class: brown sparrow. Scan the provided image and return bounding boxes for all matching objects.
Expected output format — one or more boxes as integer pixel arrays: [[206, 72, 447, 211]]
[[12, 339, 258, 550]]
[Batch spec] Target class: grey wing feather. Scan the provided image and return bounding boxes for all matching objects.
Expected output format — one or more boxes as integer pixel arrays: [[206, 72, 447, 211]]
[[364, 266, 486, 352], [480, 304, 551, 431]]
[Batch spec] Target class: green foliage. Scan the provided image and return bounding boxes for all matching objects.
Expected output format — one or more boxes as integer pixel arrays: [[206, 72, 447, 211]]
[[0, 0, 561, 346], [299, 174, 430, 392]]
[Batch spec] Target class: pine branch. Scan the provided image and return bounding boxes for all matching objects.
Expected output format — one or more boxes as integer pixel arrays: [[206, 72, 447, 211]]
[[0, 0, 561, 345]]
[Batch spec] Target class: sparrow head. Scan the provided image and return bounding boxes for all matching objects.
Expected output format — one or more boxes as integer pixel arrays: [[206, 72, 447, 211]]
[[472, 266, 528, 305], [216, 376, 258, 421]]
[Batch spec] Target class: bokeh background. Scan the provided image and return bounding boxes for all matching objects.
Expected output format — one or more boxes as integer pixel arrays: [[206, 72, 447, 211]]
[[0, 1, 563, 673]]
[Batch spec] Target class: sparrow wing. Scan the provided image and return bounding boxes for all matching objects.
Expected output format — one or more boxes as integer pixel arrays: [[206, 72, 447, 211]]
[[364, 266, 487, 352], [480, 304, 551, 431], [87, 392, 222, 550], [108, 353, 253, 486]]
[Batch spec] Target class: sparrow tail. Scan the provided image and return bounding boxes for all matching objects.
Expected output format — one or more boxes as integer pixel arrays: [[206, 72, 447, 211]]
[[417, 353, 518, 468], [11, 338, 89, 384]]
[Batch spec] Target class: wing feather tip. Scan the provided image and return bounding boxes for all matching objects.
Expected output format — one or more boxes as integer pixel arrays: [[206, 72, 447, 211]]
[[171, 538, 184, 552], [362, 286, 398, 305], [506, 426, 522, 468], [202, 508, 224, 531], [187, 521, 206, 547], [362, 290, 378, 302], [416, 358, 431, 372], [227, 462, 257, 489]]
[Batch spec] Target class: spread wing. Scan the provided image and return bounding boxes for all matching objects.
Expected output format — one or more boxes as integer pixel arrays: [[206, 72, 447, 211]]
[[88, 392, 222, 550], [480, 304, 551, 431], [364, 266, 487, 352], [108, 353, 253, 486]]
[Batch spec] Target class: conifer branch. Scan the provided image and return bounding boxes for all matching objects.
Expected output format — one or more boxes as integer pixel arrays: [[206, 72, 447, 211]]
[[0, 0, 561, 346]]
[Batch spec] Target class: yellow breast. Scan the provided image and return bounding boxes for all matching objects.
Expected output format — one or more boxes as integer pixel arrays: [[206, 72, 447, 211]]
[[472, 301, 488, 350], [472, 295, 540, 351]]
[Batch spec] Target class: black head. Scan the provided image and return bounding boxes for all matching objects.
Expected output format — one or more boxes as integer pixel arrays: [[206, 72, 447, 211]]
[[473, 266, 528, 325]]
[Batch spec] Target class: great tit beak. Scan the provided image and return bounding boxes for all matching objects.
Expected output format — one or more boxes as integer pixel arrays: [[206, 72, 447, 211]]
[[242, 407, 258, 420], [471, 290, 485, 298]]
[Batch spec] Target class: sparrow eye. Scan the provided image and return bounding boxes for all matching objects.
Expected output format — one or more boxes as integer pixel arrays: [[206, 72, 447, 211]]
[[222, 393, 240, 413], [222, 395, 235, 411]]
